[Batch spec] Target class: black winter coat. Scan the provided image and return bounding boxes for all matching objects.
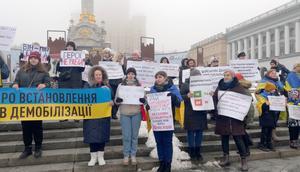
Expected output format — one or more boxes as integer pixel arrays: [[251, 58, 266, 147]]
[[57, 63, 84, 89], [180, 81, 208, 131], [14, 68, 51, 88]]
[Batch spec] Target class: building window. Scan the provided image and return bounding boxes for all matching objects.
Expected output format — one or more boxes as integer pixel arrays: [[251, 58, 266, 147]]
[[290, 39, 295, 53], [290, 27, 295, 37], [262, 46, 266, 58], [280, 30, 284, 40], [280, 42, 285, 56], [263, 36, 266, 44], [271, 33, 275, 42]]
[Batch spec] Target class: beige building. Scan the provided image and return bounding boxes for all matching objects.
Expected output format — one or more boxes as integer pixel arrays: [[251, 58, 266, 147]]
[[189, 33, 227, 66], [94, 0, 146, 54]]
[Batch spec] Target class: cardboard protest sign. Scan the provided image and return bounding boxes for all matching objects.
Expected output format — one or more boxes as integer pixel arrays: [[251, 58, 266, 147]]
[[60, 51, 85, 67]]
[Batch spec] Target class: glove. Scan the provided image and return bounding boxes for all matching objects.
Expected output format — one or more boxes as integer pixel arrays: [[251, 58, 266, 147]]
[[146, 104, 150, 111], [139, 98, 146, 104], [116, 97, 123, 103]]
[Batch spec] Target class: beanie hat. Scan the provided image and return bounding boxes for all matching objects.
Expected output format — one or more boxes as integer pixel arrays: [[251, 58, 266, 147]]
[[28, 51, 41, 62], [66, 41, 76, 50], [270, 59, 277, 65], [126, 67, 137, 76], [155, 71, 168, 78], [237, 52, 246, 58], [265, 82, 276, 92], [235, 72, 244, 80], [224, 69, 235, 77]]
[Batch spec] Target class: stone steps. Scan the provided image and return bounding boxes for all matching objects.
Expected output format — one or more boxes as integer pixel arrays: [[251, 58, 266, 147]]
[[0, 120, 292, 171], [1, 146, 300, 172]]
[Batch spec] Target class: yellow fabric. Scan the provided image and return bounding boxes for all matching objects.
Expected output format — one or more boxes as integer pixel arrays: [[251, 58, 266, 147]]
[[284, 81, 292, 92], [255, 82, 266, 93], [256, 94, 267, 116]]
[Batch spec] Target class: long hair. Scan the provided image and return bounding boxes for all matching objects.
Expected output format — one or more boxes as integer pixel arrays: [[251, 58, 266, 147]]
[[88, 66, 109, 86], [22, 60, 46, 73]]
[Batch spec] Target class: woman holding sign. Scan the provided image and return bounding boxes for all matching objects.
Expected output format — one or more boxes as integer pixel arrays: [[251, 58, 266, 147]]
[[213, 70, 249, 171], [114, 67, 146, 165], [12, 51, 51, 159], [180, 69, 207, 161], [149, 71, 182, 172], [285, 63, 300, 149], [83, 66, 113, 166]]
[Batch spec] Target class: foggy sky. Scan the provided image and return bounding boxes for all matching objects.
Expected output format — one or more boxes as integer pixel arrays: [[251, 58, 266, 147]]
[[0, 0, 292, 52]]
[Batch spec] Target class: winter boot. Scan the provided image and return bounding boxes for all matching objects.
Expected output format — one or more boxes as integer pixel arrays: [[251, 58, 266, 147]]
[[164, 162, 171, 172], [195, 147, 203, 162], [19, 146, 32, 159], [157, 161, 165, 172], [272, 129, 279, 141], [290, 140, 298, 149], [97, 151, 106, 166], [88, 152, 98, 166], [219, 154, 230, 167], [240, 157, 249, 171], [34, 146, 42, 158]]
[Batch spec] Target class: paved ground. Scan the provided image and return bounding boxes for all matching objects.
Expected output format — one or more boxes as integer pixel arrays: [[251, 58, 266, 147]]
[[144, 156, 300, 172]]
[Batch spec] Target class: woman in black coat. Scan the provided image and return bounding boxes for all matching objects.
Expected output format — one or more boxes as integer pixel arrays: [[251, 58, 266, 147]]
[[83, 65, 113, 166], [12, 51, 51, 159], [180, 69, 207, 161]]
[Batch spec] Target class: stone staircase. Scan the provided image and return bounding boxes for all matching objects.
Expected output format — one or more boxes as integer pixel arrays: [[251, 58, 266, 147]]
[[0, 120, 299, 172]]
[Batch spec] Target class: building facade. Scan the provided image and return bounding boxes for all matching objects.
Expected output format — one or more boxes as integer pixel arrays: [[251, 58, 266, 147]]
[[189, 33, 227, 66], [226, 0, 300, 69]]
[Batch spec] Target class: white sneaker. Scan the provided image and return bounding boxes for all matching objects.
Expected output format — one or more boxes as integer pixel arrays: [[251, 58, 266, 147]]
[[123, 157, 129, 166], [88, 152, 98, 166], [131, 156, 137, 165], [97, 151, 106, 166]]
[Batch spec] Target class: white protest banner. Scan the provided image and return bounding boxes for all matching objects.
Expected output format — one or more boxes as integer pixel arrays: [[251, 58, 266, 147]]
[[288, 105, 300, 120], [99, 61, 124, 79], [118, 86, 145, 105], [22, 44, 50, 63], [127, 61, 158, 87], [60, 51, 85, 67], [230, 59, 261, 82], [190, 75, 214, 111], [155, 51, 188, 65], [147, 92, 174, 131], [217, 91, 252, 121], [197, 66, 232, 90], [268, 96, 286, 111], [159, 63, 179, 77], [182, 69, 190, 83], [82, 65, 92, 82], [0, 26, 16, 51]]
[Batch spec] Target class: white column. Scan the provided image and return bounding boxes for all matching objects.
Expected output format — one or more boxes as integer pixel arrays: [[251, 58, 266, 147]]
[[237, 40, 242, 54], [275, 27, 280, 56], [296, 20, 300, 52], [266, 30, 271, 58], [227, 44, 231, 62], [231, 42, 236, 59], [243, 38, 248, 54], [250, 36, 255, 59], [284, 25, 290, 54], [258, 33, 263, 59]]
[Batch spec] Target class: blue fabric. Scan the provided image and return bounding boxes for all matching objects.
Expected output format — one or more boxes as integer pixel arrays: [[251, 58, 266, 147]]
[[150, 85, 183, 102], [261, 77, 284, 91], [286, 72, 300, 88], [120, 114, 142, 157], [153, 130, 173, 163], [187, 130, 203, 148]]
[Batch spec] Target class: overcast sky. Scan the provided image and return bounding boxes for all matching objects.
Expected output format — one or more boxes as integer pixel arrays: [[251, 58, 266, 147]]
[[0, 0, 293, 52]]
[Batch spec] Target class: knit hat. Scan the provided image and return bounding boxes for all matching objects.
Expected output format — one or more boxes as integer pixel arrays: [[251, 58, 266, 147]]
[[28, 51, 41, 62], [235, 72, 244, 80], [126, 67, 137, 76], [237, 52, 246, 58], [155, 71, 168, 78], [270, 59, 277, 65], [66, 41, 76, 50], [224, 69, 235, 77], [265, 82, 276, 92]]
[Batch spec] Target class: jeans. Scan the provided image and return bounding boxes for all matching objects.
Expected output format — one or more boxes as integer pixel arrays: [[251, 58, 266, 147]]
[[21, 121, 43, 149], [187, 130, 203, 148], [89, 143, 105, 152], [221, 135, 247, 158], [289, 127, 300, 141], [120, 114, 142, 157], [153, 130, 173, 163]]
